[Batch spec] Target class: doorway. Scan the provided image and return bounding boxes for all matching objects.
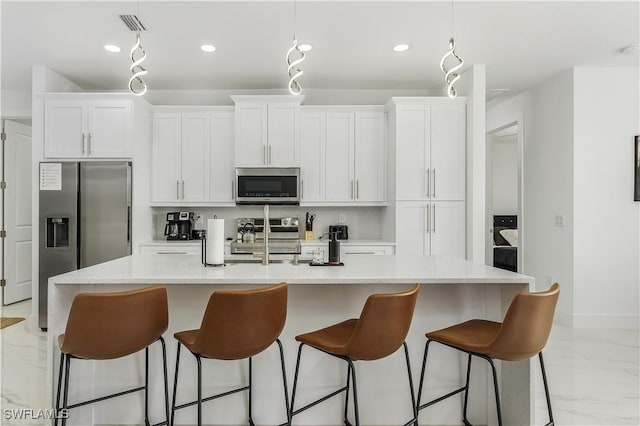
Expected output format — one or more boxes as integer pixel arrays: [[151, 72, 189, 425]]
[[486, 120, 523, 273], [2, 119, 33, 305]]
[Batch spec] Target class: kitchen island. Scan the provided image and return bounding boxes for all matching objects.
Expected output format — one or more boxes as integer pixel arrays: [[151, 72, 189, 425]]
[[48, 254, 535, 426]]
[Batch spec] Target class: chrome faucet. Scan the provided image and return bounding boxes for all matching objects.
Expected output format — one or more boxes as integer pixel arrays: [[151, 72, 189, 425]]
[[262, 204, 270, 265]]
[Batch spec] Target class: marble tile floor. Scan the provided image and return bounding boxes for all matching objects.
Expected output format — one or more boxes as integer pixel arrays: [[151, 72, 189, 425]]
[[1, 299, 638, 426]]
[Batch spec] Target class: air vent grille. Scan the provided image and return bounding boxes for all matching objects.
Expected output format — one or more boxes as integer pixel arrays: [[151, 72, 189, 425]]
[[119, 15, 147, 32]]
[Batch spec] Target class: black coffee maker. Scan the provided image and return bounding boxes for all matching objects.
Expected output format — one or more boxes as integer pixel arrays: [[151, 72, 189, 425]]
[[165, 212, 194, 240]]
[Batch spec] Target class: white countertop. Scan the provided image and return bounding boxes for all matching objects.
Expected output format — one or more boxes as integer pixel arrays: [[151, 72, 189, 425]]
[[49, 254, 533, 286], [139, 239, 396, 246]]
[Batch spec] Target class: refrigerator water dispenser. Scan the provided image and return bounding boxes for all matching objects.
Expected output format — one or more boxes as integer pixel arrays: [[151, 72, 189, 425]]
[[46, 217, 69, 248]]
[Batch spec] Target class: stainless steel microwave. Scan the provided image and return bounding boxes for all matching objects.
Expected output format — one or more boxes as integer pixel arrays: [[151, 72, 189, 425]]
[[235, 167, 300, 205]]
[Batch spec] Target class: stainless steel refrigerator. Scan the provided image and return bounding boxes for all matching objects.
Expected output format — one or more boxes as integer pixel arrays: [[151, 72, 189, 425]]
[[38, 161, 132, 329]]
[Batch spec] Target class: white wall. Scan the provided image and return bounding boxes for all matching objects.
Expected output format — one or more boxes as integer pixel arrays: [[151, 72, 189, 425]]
[[489, 66, 640, 328], [488, 69, 575, 325], [490, 134, 518, 214], [573, 67, 640, 328], [1, 89, 31, 118]]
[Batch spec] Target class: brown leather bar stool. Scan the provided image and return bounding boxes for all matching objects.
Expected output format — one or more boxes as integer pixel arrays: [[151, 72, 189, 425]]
[[415, 283, 560, 426], [289, 284, 420, 426], [170, 283, 289, 426], [55, 285, 170, 426]]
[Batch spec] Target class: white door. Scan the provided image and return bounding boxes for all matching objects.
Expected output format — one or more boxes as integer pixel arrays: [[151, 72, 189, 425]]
[[2, 120, 32, 304], [395, 105, 430, 200], [181, 113, 210, 201], [300, 112, 325, 202], [396, 202, 428, 255], [325, 113, 354, 202], [151, 113, 181, 202], [210, 112, 235, 202], [430, 104, 466, 201], [430, 201, 466, 258], [267, 103, 299, 167], [354, 112, 385, 202]]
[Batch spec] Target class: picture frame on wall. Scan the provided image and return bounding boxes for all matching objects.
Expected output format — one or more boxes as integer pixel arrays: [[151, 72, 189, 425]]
[[635, 135, 640, 201]]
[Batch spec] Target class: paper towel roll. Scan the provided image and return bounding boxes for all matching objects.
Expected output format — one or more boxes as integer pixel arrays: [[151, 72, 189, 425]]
[[206, 218, 225, 265]]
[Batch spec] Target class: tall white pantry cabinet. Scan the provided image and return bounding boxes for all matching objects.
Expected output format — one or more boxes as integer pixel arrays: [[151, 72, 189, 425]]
[[388, 98, 466, 258]]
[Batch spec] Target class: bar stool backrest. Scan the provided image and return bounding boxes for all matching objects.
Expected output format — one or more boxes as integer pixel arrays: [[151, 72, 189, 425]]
[[345, 284, 419, 361], [60, 285, 168, 360], [487, 283, 560, 361], [191, 282, 288, 360]]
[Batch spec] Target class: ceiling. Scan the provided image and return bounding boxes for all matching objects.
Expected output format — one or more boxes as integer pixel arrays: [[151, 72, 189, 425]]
[[1, 1, 638, 98]]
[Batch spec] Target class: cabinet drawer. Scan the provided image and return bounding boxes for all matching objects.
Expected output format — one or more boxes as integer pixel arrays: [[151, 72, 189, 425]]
[[342, 245, 394, 255], [139, 245, 201, 255]]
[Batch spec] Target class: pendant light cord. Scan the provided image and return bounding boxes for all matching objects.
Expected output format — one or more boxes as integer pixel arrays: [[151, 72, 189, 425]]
[[450, 0, 454, 38]]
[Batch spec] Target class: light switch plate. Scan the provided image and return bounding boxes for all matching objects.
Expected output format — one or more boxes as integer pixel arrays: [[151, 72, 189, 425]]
[[338, 213, 346, 224], [554, 215, 564, 227]]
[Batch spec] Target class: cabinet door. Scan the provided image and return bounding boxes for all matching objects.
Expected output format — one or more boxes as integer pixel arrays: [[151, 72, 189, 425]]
[[210, 112, 235, 202], [396, 202, 428, 255], [430, 201, 466, 258], [354, 112, 385, 202], [181, 113, 210, 202], [300, 112, 325, 202], [395, 105, 430, 200], [325, 113, 354, 202], [267, 103, 300, 167], [44, 100, 86, 158], [431, 104, 465, 200], [235, 104, 267, 167], [151, 113, 181, 202], [87, 100, 132, 157]]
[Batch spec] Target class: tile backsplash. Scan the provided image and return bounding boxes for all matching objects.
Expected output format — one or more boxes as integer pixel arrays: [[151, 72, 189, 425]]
[[152, 206, 386, 241]]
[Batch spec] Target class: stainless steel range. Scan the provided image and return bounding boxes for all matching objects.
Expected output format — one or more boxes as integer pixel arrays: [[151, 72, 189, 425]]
[[231, 217, 301, 255]]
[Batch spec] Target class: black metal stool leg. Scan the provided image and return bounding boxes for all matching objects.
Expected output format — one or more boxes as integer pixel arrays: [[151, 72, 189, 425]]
[[402, 342, 417, 426], [55, 353, 65, 426], [170, 343, 181, 426], [539, 352, 554, 426], [275, 339, 290, 425], [487, 357, 503, 426], [248, 357, 255, 426], [462, 354, 472, 426], [347, 360, 359, 426], [145, 346, 150, 426], [61, 354, 71, 426], [196, 354, 202, 426], [289, 343, 304, 420], [343, 363, 352, 425], [415, 339, 431, 425], [159, 337, 170, 426]]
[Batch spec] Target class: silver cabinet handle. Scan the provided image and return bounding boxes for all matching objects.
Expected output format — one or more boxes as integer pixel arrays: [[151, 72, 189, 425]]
[[350, 180, 354, 199], [426, 168, 430, 198], [81, 133, 86, 154], [268, 145, 272, 165], [176, 180, 180, 200], [345, 251, 376, 255], [432, 169, 436, 198], [181, 181, 185, 200], [356, 180, 360, 199], [432, 205, 436, 233], [88, 133, 92, 154], [157, 251, 188, 255], [263, 145, 267, 165], [426, 206, 430, 233]]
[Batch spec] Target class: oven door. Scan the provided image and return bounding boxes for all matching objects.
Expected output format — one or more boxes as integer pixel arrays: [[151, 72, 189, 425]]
[[235, 167, 300, 204]]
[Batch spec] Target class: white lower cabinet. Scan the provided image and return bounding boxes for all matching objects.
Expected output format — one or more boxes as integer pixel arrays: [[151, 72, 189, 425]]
[[139, 244, 201, 256], [396, 201, 465, 258], [301, 243, 394, 262]]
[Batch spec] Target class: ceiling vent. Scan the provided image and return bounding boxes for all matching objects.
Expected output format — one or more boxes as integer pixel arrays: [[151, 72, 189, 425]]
[[119, 15, 147, 32]]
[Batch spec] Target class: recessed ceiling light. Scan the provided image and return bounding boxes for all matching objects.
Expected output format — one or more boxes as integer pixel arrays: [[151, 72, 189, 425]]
[[298, 44, 313, 52], [620, 45, 640, 55], [104, 44, 121, 53], [201, 44, 216, 53], [393, 44, 409, 52]]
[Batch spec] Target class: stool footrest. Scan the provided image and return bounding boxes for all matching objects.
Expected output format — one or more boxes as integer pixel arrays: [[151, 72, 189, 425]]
[[174, 385, 250, 410], [417, 386, 466, 411], [66, 385, 146, 409], [291, 386, 348, 417]]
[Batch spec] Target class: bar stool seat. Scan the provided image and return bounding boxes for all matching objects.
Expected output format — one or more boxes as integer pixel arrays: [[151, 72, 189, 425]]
[[415, 283, 560, 426], [290, 284, 420, 426], [55, 285, 170, 426], [170, 282, 289, 426]]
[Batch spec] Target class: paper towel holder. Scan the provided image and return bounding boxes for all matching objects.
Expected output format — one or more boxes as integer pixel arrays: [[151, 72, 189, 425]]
[[201, 235, 226, 267]]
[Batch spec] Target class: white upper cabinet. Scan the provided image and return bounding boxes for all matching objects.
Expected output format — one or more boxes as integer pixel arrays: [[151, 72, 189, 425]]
[[45, 99, 131, 158], [232, 96, 303, 168], [392, 99, 465, 201], [180, 113, 210, 202], [300, 107, 386, 206]]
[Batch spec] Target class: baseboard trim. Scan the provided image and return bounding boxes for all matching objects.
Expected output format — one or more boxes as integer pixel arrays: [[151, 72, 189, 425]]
[[557, 312, 639, 329]]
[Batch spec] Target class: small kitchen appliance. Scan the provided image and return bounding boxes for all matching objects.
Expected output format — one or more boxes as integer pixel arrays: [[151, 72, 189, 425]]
[[235, 167, 300, 205], [328, 231, 341, 264], [329, 225, 348, 240], [165, 212, 194, 240]]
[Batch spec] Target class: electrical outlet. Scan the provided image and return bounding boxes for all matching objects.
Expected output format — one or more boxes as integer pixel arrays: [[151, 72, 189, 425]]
[[338, 213, 346, 224], [195, 215, 204, 225], [554, 215, 564, 227]]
